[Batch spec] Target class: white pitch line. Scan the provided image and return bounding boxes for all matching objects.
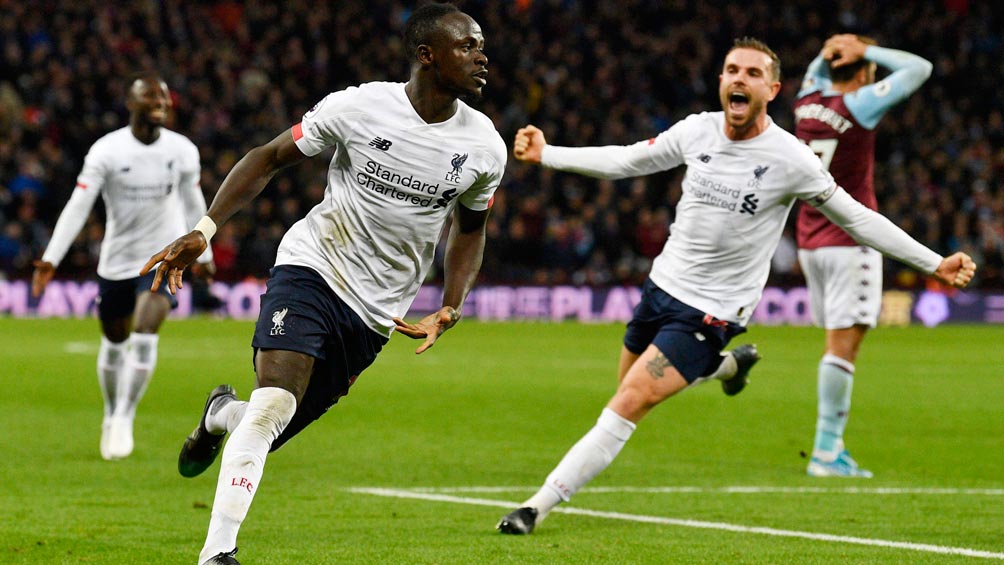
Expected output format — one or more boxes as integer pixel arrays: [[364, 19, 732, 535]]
[[347, 487, 1004, 561], [64, 341, 98, 354], [401, 485, 1004, 496]]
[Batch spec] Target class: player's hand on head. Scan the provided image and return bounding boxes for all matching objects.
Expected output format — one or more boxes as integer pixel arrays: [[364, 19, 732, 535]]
[[392, 306, 460, 354], [30, 260, 55, 297], [934, 252, 977, 289], [513, 125, 546, 164], [140, 231, 209, 295], [825, 34, 866, 68]]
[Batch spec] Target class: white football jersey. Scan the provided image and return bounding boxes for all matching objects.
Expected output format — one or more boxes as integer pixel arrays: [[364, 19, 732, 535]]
[[42, 127, 211, 280], [545, 112, 838, 325], [284, 81, 507, 336]]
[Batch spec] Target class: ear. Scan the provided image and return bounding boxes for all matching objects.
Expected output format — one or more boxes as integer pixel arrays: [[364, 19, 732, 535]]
[[857, 64, 873, 86], [416, 44, 434, 66], [767, 80, 781, 102]]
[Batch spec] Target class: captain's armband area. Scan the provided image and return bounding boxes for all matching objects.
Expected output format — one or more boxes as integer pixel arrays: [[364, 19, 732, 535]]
[[807, 184, 838, 207]]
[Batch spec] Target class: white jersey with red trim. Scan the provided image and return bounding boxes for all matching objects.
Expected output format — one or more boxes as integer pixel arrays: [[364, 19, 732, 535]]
[[42, 126, 210, 280], [284, 81, 507, 336]]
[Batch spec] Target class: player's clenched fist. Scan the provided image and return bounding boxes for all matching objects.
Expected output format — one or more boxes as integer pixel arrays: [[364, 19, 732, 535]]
[[513, 125, 546, 163], [934, 251, 977, 289]]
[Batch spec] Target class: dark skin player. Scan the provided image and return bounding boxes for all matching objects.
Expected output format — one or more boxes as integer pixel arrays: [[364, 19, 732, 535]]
[[33, 76, 212, 342], [141, 10, 491, 406]]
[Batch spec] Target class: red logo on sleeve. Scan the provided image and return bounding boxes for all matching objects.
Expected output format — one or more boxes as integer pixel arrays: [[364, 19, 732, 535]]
[[291, 122, 304, 142], [75, 182, 88, 190]]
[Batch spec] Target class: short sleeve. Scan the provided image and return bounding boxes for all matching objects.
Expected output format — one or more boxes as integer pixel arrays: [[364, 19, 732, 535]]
[[181, 138, 201, 174], [459, 134, 507, 211], [292, 87, 359, 157]]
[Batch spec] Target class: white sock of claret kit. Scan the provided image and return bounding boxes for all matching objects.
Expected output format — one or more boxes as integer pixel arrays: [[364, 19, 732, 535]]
[[199, 387, 296, 565], [523, 408, 636, 521], [813, 353, 855, 458]]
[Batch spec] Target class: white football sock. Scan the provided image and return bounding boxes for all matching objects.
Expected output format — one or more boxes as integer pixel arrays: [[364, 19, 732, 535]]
[[707, 351, 738, 380], [116, 332, 159, 420], [97, 336, 127, 419], [525, 408, 636, 520], [206, 399, 248, 435], [199, 387, 296, 564], [98, 337, 127, 459], [813, 353, 854, 458]]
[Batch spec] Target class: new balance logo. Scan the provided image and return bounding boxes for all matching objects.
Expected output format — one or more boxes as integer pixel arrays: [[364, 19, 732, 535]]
[[368, 137, 393, 151], [740, 193, 759, 215], [697, 153, 711, 163], [270, 308, 288, 336]]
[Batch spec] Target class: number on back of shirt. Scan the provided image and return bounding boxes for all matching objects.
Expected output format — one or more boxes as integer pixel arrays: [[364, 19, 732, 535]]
[[807, 138, 838, 170]]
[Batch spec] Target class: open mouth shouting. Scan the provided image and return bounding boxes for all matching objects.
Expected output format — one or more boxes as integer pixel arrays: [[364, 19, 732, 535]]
[[728, 90, 750, 114]]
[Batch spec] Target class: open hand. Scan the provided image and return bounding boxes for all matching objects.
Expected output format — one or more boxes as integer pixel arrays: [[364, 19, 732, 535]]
[[823, 34, 867, 69], [140, 231, 209, 295], [392, 306, 460, 354]]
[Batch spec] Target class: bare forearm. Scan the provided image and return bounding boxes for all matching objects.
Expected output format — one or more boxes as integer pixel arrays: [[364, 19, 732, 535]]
[[205, 130, 305, 227], [206, 146, 281, 225], [441, 227, 485, 313]]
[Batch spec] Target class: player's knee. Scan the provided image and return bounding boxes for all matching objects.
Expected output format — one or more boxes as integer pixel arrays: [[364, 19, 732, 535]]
[[244, 388, 298, 442], [254, 350, 313, 402], [610, 386, 656, 420]]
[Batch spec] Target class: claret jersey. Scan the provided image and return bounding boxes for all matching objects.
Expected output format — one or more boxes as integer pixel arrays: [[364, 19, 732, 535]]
[[794, 45, 932, 249], [795, 93, 877, 249], [283, 81, 507, 336]]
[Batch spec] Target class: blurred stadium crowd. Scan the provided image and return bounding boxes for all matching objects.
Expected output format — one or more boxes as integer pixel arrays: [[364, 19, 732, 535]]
[[1, 0, 1002, 289]]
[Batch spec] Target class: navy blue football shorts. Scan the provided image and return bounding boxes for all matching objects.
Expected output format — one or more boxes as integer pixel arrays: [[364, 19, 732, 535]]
[[96, 272, 177, 322], [252, 265, 387, 451], [623, 279, 746, 383]]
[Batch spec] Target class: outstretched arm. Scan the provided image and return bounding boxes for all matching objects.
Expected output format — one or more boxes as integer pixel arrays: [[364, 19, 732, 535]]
[[141, 129, 307, 293], [514, 124, 675, 179], [393, 204, 490, 354], [814, 187, 975, 287]]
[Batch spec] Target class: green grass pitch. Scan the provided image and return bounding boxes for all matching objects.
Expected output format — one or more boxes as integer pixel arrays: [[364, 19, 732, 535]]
[[2, 317, 1002, 563]]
